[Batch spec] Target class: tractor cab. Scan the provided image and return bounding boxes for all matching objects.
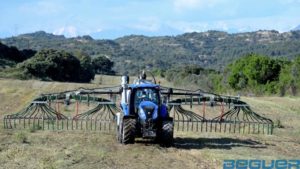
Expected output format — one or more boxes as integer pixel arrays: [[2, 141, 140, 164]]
[[134, 87, 159, 107], [128, 84, 161, 114]]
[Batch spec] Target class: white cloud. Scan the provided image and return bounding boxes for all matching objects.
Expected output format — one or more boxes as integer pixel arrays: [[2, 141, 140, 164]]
[[53, 26, 77, 37], [173, 0, 225, 11]]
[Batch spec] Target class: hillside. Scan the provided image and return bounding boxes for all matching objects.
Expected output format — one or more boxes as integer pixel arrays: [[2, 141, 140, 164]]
[[0, 77, 300, 169], [2, 30, 300, 74]]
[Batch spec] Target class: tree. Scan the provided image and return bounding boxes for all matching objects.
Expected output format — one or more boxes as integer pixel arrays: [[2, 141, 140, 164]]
[[92, 55, 114, 74], [21, 49, 36, 60], [278, 56, 300, 96], [0, 42, 32, 63], [74, 51, 95, 82], [19, 49, 94, 82], [227, 53, 283, 92]]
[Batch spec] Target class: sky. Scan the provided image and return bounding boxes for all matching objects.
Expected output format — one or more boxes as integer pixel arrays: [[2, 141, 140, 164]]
[[0, 0, 300, 39]]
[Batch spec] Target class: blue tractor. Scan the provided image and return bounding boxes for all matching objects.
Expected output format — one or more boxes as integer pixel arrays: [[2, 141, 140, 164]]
[[116, 74, 174, 146]]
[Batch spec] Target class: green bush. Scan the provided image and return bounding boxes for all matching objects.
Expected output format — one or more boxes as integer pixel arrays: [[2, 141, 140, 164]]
[[164, 54, 300, 96], [227, 53, 282, 90], [0, 42, 36, 63], [164, 65, 221, 92], [92, 55, 115, 75], [277, 56, 300, 96], [18, 49, 96, 82], [75, 52, 95, 82], [224, 53, 300, 95]]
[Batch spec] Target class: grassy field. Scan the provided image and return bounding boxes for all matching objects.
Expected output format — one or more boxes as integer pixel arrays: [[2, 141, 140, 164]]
[[0, 76, 300, 169]]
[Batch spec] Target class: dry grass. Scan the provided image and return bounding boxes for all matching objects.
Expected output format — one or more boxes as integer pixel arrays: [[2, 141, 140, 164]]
[[0, 76, 300, 169]]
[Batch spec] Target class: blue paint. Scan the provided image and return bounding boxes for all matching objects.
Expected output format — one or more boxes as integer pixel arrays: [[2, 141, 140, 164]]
[[138, 101, 158, 120], [128, 83, 159, 89], [160, 104, 168, 118], [121, 103, 129, 116]]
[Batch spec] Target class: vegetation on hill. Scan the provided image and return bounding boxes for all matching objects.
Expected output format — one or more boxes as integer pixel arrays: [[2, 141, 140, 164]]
[[18, 49, 91, 82], [159, 65, 221, 91], [0, 48, 114, 82], [91, 55, 115, 75], [277, 56, 300, 96], [161, 53, 300, 96], [0, 42, 36, 68], [225, 54, 300, 95], [1, 30, 300, 95], [2, 30, 300, 74], [226, 54, 284, 93]]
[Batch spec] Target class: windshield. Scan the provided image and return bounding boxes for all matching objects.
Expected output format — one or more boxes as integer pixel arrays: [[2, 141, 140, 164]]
[[134, 88, 159, 108]]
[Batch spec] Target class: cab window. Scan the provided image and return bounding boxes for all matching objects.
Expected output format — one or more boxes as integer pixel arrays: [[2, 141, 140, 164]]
[[134, 88, 159, 108]]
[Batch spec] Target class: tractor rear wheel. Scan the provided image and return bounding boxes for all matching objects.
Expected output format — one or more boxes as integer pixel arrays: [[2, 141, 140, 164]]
[[159, 120, 174, 147], [121, 118, 136, 144]]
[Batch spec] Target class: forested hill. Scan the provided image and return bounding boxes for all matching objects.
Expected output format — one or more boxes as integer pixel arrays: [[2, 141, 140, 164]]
[[2, 30, 300, 74]]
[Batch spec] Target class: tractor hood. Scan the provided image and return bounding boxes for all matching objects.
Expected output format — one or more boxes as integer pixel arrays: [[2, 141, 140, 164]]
[[138, 101, 158, 121]]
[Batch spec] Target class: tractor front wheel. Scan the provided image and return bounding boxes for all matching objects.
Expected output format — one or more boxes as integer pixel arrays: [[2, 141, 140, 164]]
[[120, 117, 136, 144], [159, 120, 174, 147]]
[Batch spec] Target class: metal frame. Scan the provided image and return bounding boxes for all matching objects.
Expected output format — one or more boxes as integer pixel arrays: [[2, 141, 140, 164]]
[[3, 86, 273, 134]]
